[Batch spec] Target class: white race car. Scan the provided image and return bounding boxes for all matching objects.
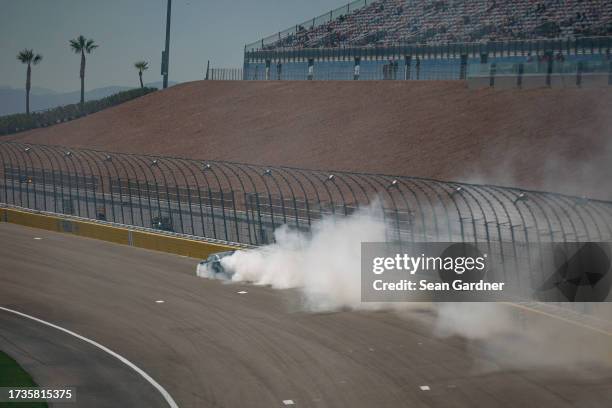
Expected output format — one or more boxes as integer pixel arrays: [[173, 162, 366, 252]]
[[196, 251, 236, 280]]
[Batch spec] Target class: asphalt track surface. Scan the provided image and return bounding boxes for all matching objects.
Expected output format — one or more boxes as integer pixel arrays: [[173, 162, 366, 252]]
[[0, 311, 168, 407], [1, 222, 611, 408]]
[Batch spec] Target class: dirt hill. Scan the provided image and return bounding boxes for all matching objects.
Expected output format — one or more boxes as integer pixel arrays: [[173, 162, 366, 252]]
[[6, 80, 612, 200]]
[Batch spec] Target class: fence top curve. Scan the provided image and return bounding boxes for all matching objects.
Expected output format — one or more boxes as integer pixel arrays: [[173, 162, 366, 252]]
[[1, 140, 610, 246]]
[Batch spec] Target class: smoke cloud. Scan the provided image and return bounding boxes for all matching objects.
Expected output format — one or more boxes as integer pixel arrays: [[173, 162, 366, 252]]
[[221, 204, 387, 311], [204, 205, 612, 370]]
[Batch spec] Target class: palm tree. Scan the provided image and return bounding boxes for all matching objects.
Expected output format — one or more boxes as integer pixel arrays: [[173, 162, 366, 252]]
[[134, 61, 149, 88], [69, 35, 98, 106], [16, 49, 43, 115]]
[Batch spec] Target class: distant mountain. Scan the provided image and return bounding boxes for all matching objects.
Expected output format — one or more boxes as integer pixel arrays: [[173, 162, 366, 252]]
[[0, 81, 177, 116], [145, 80, 178, 89]]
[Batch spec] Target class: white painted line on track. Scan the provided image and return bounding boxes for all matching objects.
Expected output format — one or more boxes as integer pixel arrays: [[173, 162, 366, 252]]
[[0, 306, 179, 408], [420, 385, 430, 391], [155, 300, 165, 303], [237, 291, 248, 294], [33, 237, 42, 240], [282, 400, 295, 405]]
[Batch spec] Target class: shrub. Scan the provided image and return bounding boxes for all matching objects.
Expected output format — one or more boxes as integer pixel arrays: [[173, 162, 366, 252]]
[[0, 87, 157, 136]]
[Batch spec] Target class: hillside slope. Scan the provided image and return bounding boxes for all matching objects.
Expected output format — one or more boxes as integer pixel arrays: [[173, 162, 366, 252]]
[[6, 80, 612, 199]]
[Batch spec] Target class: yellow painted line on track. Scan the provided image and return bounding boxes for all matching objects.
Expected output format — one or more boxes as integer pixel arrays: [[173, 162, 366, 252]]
[[503, 302, 612, 337]]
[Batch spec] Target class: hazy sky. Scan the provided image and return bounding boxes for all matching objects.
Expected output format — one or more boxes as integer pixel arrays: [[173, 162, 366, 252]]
[[1, 0, 346, 92]]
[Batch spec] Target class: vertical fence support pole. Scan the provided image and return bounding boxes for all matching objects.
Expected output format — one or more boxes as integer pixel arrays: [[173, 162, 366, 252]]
[[2, 162, 7, 206], [459, 54, 468, 80], [255, 193, 265, 244], [405, 55, 411, 80], [546, 56, 553, 87], [106, 177, 116, 223], [206, 186, 217, 239], [17, 162, 23, 208]]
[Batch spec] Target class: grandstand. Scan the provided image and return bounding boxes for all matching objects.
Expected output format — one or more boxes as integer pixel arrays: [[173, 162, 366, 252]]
[[243, 0, 612, 81], [250, 0, 612, 50]]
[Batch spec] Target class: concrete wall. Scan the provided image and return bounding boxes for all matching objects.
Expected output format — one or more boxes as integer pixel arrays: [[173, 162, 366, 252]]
[[0, 207, 239, 259]]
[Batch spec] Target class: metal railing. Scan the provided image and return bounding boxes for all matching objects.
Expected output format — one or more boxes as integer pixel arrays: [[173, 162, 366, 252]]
[[245, 0, 369, 52], [468, 59, 612, 88], [1, 141, 611, 252], [207, 68, 244, 81], [245, 36, 612, 61]]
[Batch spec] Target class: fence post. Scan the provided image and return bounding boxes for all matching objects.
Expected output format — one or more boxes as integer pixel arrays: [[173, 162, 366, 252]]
[[546, 56, 553, 87], [576, 61, 583, 88], [459, 54, 467, 80], [404, 55, 411, 80], [608, 60, 612, 86], [517, 63, 524, 88], [205, 60, 210, 80], [489, 62, 496, 87]]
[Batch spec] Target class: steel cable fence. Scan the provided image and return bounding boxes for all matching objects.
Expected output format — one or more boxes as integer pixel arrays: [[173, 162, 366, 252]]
[[1, 141, 611, 253]]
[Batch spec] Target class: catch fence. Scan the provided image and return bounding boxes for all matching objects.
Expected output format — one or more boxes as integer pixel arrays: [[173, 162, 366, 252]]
[[1, 141, 611, 250]]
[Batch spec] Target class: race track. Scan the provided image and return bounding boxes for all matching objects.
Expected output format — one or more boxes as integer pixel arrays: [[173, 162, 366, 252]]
[[1, 222, 611, 408]]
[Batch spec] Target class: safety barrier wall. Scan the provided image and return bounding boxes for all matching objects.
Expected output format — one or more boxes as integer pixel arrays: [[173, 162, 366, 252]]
[[0, 207, 239, 259]]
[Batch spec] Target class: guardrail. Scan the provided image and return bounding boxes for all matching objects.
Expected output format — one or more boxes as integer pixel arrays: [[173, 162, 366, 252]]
[[1, 141, 611, 251], [468, 59, 612, 88], [207, 68, 243, 81]]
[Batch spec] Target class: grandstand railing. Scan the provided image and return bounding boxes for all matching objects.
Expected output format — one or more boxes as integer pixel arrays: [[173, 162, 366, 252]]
[[245, 0, 369, 52], [242, 54, 612, 82], [245, 36, 612, 61]]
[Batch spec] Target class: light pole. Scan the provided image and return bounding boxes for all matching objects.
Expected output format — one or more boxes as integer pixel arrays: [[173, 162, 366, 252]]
[[162, 0, 172, 88]]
